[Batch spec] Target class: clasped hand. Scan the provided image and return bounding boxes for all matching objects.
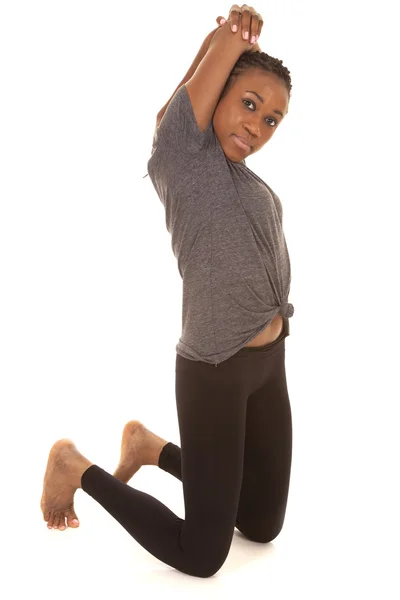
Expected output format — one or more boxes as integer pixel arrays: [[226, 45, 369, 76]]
[[216, 4, 264, 45]]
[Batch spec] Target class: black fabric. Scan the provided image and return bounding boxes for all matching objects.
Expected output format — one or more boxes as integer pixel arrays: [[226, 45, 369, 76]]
[[81, 318, 292, 578]]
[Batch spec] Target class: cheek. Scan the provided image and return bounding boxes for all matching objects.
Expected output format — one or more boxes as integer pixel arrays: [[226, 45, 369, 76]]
[[212, 113, 226, 138], [217, 111, 235, 133]]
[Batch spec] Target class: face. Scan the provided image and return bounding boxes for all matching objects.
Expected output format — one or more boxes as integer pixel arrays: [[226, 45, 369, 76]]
[[212, 69, 289, 162]]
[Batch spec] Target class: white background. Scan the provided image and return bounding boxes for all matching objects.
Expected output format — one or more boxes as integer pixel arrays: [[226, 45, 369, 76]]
[[1, 1, 399, 598]]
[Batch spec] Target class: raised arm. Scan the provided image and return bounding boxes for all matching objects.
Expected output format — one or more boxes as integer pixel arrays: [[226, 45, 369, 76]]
[[184, 20, 255, 133], [156, 26, 220, 125], [156, 21, 261, 127]]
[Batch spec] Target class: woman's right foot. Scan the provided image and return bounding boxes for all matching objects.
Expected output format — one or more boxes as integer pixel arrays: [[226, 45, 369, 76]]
[[112, 420, 168, 483]]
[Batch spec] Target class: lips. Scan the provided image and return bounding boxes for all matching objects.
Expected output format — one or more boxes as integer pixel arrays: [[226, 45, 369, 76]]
[[232, 135, 253, 153], [234, 135, 253, 148]]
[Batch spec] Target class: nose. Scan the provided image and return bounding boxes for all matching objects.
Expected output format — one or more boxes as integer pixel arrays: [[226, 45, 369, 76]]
[[244, 125, 261, 143]]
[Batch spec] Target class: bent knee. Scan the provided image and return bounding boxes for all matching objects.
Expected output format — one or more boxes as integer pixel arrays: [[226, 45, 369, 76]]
[[185, 543, 230, 578], [237, 518, 284, 544], [187, 556, 227, 578]]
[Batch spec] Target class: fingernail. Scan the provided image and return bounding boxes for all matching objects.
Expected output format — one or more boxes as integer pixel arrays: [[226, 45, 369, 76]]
[[251, 35, 255, 44], [220, 18, 226, 24], [232, 25, 237, 32], [244, 31, 249, 40], [72, 519, 79, 524]]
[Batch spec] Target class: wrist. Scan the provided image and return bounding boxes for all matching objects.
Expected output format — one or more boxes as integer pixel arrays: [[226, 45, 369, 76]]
[[250, 41, 262, 53], [212, 23, 262, 54], [205, 26, 221, 49]]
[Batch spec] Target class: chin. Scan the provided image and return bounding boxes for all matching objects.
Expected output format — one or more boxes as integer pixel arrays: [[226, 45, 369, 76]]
[[223, 151, 242, 163]]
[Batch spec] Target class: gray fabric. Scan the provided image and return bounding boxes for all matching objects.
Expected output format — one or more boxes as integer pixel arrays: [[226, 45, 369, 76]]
[[147, 84, 294, 365]]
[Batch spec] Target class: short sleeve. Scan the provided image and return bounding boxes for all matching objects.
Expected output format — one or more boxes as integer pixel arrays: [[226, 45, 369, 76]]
[[153, 84, 215, 155]]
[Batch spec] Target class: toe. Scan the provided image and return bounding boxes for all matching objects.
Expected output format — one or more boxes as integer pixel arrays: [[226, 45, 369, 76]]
[[58, 514, 66, 530], [52, 513, 60, 529], [47, 511, 54, 529], [65, 508, 80, 528]]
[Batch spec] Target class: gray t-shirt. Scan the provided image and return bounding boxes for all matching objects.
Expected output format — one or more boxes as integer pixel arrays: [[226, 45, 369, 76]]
[[147, 84, 294, 365]]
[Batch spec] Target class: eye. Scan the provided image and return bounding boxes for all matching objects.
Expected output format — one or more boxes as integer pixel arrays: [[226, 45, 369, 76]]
[[243, 98, 278, 128]]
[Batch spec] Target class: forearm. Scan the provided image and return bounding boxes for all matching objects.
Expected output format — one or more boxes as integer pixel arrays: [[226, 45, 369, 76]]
[[157, 29, 262, 120], [157, 27, 220, 119]]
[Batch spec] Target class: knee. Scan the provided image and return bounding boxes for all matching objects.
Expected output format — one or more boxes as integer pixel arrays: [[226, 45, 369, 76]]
[[185, 544, 230, 578], [194, 566, 221, 578], [179, 523, 234, 578], [192, 551, 230, 578], [186, 559, 225, 578], [237, 518, 284, 544]]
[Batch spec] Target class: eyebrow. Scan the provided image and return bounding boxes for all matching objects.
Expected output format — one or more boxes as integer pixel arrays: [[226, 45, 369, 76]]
[[245, 90, 285, 118]]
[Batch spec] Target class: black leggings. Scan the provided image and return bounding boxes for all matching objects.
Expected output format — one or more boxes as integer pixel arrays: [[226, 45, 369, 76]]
[[81, 317, 292, 578]]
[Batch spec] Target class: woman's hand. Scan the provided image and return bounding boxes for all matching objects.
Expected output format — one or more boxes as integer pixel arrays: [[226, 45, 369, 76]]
[[216, 4, 264, 45]]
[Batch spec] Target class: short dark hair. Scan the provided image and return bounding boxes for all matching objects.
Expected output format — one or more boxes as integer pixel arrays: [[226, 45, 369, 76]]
[[220, 49, 292, 102]]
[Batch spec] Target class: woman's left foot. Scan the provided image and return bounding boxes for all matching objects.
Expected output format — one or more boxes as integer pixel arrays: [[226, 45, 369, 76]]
[[113, 420, 168, 483], [40, 439, 92, 530]]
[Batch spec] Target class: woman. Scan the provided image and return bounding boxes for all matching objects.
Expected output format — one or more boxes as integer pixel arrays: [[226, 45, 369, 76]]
[[40, 5, 294, 579]]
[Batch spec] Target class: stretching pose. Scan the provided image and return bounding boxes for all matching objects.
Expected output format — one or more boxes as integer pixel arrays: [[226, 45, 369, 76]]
[[41, 4, 294, 579]]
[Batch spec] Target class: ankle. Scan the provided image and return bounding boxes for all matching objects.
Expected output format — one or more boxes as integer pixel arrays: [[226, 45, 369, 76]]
[[74, 458, 93, 488], [151, 442, 167, 467]]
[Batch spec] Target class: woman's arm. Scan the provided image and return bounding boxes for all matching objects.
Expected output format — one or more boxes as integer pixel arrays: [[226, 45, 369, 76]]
[[156, 26, 220, 122], [156, 25, 262, 123]]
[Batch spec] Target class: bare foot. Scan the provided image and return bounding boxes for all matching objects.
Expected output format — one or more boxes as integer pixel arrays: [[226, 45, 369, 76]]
[[40, 439, 92, 530], [113, 420, 168, 483]]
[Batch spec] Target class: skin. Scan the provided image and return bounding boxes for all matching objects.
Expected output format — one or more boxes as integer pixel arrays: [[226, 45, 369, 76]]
[[212, 67, 289, 162], [40, 69, 291, 532], [41, 421, 167, 530], [213, 67, 290, 346]]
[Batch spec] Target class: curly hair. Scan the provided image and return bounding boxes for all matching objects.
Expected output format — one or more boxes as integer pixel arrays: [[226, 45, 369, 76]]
[[219, 49, 292, 101]]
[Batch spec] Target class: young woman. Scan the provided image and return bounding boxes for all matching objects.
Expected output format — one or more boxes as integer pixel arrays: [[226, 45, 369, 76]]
[[40, 5, 294, 579]]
